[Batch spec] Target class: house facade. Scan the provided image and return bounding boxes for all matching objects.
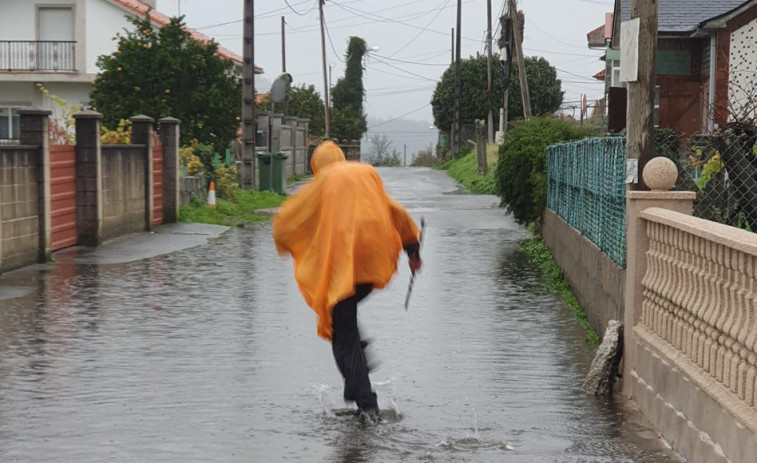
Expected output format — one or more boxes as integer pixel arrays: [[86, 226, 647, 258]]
[[594, 0, 757, 134], [0, 0, 257, 140]]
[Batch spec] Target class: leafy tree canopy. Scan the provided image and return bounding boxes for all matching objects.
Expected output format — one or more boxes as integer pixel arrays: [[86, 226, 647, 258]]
[[331, 36, 368, 141], [90, 14, 241, 152], [286, 84, 325, 137], [431, 55, 564, 132]]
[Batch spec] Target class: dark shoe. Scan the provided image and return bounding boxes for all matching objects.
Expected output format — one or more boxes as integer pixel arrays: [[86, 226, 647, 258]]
[[356, 407, 382, 424]]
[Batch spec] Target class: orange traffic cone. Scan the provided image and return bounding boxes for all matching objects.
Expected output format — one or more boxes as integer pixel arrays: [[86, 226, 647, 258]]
[[207, 181, 217, 209]]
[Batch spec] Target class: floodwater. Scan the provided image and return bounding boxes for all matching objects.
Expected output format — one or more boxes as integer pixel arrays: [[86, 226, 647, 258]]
[[0, 168, 679, 462]]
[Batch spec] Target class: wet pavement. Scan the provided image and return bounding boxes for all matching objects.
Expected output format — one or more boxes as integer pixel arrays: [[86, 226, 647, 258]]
[[0, 167, 679, 462]]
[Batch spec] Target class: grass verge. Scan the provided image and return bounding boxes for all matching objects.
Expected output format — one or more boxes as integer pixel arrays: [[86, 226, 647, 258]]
[[441, 149, 497, 194], [519, 235, 600, 348], [179, 188, 285, 227]]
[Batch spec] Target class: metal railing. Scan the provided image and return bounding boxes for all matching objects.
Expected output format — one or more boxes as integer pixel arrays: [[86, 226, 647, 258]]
[[547, 137, 627, 268], [0, 41, 76, 72]]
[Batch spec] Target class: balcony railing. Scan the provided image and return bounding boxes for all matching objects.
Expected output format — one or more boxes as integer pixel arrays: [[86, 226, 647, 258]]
[[0, 41, 76, 72]]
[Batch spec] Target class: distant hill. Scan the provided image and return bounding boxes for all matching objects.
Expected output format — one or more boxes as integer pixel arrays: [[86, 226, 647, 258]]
[[361, 117, 439, 165]]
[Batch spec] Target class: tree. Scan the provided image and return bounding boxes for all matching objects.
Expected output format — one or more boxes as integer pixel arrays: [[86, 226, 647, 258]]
[[431, 55, 564, 132], [286, 84, 325, 137], [90, 14, 241, 152], [331, 37, 368, 140], [366, 133, 392, 165]]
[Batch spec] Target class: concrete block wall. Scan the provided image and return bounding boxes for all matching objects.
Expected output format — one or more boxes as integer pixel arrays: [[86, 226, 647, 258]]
[[101, 146, 148, 240], [0, 148, 41, 271], [0, 109, 181, 274], [0, 108, 51, 273], [542, 209, 625, 338], [180, 175, 205, 206]]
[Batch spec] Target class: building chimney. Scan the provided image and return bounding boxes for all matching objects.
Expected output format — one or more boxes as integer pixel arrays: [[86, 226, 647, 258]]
[[141, 0, 156, 8]]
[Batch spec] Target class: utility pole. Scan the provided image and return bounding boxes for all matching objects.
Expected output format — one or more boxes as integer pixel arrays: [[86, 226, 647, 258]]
[[627, 0, 657, 190], [453, 0, 462, 157], [451, 28, 455, 65], [404, 144, 407, 166], [281, 16, 286, 73], [281, 16, 288, 115], [497, 13, 512, 143], [241, 0, 256, 189], [319, 0, 331, 138], [509, 0, 531, 120], [450, 27, 455, 158], [486, 0, 494, 144]]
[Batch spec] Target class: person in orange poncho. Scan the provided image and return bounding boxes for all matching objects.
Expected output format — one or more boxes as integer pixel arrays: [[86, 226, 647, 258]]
[[272, 141, 422, 421]]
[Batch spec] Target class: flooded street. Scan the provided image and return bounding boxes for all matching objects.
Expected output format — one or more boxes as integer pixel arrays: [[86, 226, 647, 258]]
[[0, 168, 677, 461]]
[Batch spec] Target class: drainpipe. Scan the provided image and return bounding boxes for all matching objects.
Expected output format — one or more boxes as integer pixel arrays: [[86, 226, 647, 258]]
[[708, 33, 717, 133]]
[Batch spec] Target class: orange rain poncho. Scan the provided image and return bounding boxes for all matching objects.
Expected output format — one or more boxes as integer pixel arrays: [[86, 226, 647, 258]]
[[272, 141, 420, 341]]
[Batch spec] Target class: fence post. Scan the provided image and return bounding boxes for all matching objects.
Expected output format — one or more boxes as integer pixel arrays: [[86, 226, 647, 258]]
[[158, 117, 180, 224], [130, 115, 155, 231], [18, 107, 52, 262], [73, 110, 103, 246], [623, 158, 696, 395]]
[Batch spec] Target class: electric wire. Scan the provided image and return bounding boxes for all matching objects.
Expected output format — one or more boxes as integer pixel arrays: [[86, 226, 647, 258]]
[[386, 0, 451, 58], [368, 103, 431, 128], [284, 0, 317, 16]]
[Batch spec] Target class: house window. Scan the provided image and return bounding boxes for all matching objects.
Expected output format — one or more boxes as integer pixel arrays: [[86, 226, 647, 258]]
[[0, 107, 21, 140], [38, 7, 74, 42], [611, 60, 625, 88]]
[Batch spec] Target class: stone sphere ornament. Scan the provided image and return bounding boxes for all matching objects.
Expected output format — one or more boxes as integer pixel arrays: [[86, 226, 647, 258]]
[[642, 157, 678, 191]]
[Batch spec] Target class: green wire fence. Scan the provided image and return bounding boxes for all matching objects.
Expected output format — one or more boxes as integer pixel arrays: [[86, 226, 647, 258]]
[[546, 137, 627, 268]]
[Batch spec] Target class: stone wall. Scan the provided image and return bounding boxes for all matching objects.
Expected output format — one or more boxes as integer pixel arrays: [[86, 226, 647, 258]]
[[0, 147, 40, 271], [101, 146, 148, 240], [180, 175, 205, 206], [542, 209, 625, 337]]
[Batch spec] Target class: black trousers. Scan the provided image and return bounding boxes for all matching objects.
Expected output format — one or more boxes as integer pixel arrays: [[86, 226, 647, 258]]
[[331, 284, 378, 411]]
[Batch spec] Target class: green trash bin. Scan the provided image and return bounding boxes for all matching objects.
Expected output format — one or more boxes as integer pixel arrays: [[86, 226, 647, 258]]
[[271, 152, 289, 194], [257, 153, 272, 191]]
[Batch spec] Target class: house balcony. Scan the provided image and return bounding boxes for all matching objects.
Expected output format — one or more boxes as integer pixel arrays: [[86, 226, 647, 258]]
[[0, 41, 76, 72]]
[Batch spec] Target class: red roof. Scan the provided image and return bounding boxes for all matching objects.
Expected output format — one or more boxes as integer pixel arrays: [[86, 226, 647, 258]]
[[109, 0, 262, 72]]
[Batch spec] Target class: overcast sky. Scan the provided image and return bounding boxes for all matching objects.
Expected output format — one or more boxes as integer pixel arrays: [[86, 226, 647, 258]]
[[156, 0, 610, 127]]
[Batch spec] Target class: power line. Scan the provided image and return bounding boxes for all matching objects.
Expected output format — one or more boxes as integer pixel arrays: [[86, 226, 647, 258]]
[[386, 0, 451, 58], [323, 15, 344, 63], [284, 0, 317, 16], [330, 0, 481, 43], [370, 53, 448, 67], [368, 103, 431, 128], [370, 55, 439, 82]]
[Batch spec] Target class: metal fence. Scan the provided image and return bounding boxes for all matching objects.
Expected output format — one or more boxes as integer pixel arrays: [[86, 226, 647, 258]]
[[0, 41, 76, 71], [655, 127, 757, 231], [547, 137, 627, 267]]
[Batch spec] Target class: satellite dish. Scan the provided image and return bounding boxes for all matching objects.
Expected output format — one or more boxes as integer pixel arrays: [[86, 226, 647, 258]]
[[270, 73, 293, 103]]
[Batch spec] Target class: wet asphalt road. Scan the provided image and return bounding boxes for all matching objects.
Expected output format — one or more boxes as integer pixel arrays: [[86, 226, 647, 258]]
[[0, 167, 679, 462]]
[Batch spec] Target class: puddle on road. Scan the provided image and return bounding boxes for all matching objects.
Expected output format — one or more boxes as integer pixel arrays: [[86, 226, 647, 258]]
[[0, 168, 681, 462]]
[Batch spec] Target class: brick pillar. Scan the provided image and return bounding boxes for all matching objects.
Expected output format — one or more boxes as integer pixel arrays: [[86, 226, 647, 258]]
[[18, 107, 52, 262], [74, 110, 103, 246], [130, 115, 154, 231], [158, 117, 180, 224]]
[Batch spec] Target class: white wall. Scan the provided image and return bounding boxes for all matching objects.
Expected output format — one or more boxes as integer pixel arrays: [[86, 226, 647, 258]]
[[84, 0, 143, 74], [729, 16, 757, 122]]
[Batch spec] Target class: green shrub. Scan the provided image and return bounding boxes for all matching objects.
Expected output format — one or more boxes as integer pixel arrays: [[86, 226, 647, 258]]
[[495, 117, 597, 225]]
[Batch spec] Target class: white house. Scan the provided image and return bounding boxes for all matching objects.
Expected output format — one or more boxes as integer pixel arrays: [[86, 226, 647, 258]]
[[0, 0, 260, 140]]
